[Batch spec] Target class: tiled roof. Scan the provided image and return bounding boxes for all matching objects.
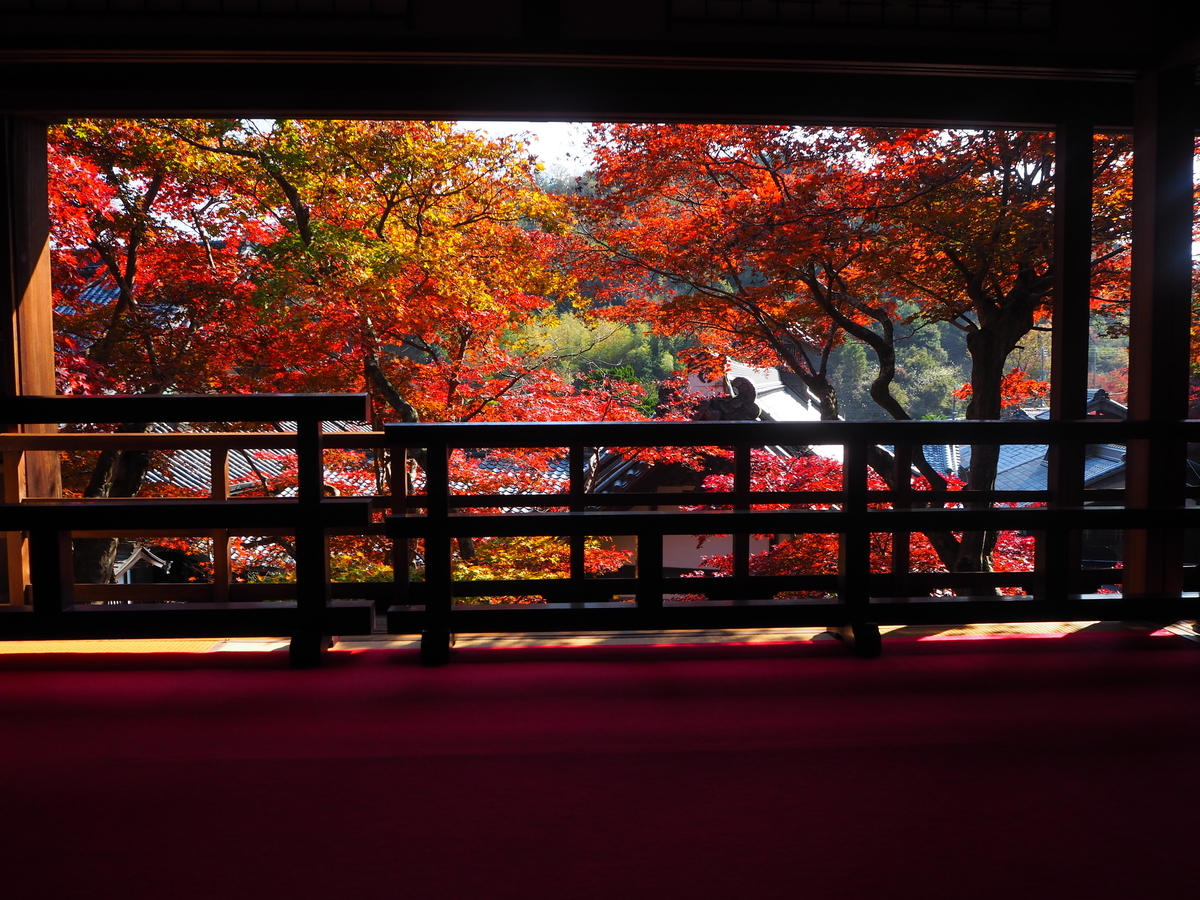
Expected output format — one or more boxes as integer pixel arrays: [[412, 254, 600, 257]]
[[1082, 454, 1125, 484], [940, 391, 1130, 492], [144, 420, 373, 497], [954, 441, 1126, 492], [912, 444, 960, 476], [994, 455, 1049, 493], [78, 282, 119, 304], [466, 453, 572, 511]]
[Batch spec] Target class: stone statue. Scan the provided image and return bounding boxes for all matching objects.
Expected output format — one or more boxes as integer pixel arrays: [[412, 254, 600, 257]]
[[693, 376, 760, 421]]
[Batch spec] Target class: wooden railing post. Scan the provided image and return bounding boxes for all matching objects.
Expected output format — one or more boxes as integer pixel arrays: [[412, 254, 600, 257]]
[[569, 444, 586, 587], [635, 525, 664, 624], [3, 450, 28, 606], [210, 447, 231, 603], [732, 442, 752, 594], [420, 441, 453, 666], [891, 441, 912, 598], [836, 438, 879, 656], [28, 527, 72, 618], [209, 448, 230, 501], [389, 446, 410, 613]]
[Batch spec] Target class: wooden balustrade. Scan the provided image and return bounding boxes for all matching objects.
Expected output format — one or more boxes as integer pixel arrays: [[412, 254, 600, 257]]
[[385, 418, 1200, 662], [3, 395, 1199, 665], [2, 394, 375, 665]]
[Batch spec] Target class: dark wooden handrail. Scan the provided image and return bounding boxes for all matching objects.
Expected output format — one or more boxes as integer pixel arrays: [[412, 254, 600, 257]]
[[0, 431, 386, 450], [4, 392, 371, 425], [385, 506, 1200, 537], [0, 498, 371, 530], [384, 417, 1196, 446]]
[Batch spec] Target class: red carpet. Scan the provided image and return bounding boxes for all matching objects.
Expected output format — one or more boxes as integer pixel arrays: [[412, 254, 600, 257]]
[[2, 634, 1197, 899]]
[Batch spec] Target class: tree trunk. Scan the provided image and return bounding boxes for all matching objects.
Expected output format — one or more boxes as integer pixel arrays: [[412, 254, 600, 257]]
[[950, 301, 1040, 573]]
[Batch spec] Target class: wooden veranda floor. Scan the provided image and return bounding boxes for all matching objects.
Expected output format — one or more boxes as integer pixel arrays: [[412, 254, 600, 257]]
[[2, 624, 1197, 900]]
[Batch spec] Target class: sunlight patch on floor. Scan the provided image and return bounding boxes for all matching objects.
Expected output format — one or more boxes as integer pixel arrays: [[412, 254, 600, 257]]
[[1, 621, 1190, 654], [0, 639, 224, 654]]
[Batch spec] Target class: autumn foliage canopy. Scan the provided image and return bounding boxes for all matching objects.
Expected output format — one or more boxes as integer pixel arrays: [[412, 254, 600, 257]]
[[51, 119, 1122, 586]]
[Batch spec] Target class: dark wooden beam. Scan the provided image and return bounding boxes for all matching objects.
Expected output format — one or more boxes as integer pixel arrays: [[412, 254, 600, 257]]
[[8, 392, 371, 424], [0, 0, 1186, 129], [0, 60, 1148, 131]]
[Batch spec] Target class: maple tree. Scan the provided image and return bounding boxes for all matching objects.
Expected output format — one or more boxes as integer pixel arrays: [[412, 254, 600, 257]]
[[51, 120, 274, 580], [50, 118, 644, 584], [690, 450, 1034, 593], [140, 119, 592, 424], [951, 368, 1051, 409], [576, 124, 1133, 573], [50, 118, 1067, 590], [50, 121, 278, 397]]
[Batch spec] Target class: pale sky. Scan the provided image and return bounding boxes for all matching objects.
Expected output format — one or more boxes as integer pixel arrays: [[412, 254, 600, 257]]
[[457, 121, 592, 175]]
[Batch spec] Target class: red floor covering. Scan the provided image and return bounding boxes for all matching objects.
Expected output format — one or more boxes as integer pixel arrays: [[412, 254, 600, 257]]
[[1, 633, 1197, 900]]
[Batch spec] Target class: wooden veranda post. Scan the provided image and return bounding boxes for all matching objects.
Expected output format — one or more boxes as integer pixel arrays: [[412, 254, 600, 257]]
[[1044, 115, 1093, 599], [1123, 62, 1197, 595], [1, 115, 61, 606]]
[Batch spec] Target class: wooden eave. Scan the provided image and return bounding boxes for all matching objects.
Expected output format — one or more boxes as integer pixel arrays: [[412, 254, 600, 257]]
[[0, 54, 1150, 130], [1, 2, 1195, 128]]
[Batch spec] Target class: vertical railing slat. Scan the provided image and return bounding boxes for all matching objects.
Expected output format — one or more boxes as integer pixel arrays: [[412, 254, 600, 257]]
[[892, 441, 912, 598], [422, 442, 453, 661], [210, 447, 231, 603], [29, 527, 72, 617], [390, 446, 410, 612], [636, 527, 664, 623], [569, 444, 586, 586], [839, 439, 871, 615], [732, 442, 752, 591]]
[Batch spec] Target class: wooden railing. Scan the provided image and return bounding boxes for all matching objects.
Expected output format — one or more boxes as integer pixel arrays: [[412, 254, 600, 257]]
[[386, 419, 1200, 662], [2, 394, 375, 665], [3, 396, 1199, 664]]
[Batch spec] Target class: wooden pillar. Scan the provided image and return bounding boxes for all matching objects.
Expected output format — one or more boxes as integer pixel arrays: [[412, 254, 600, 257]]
[[1123, 64, 1196, 595], [1, 115, 61, 605], [833, 437, 879, 657], [1049, 117, 1096, 425], [291, 416, 330, 666], [1043, 116, 1093, 598]]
